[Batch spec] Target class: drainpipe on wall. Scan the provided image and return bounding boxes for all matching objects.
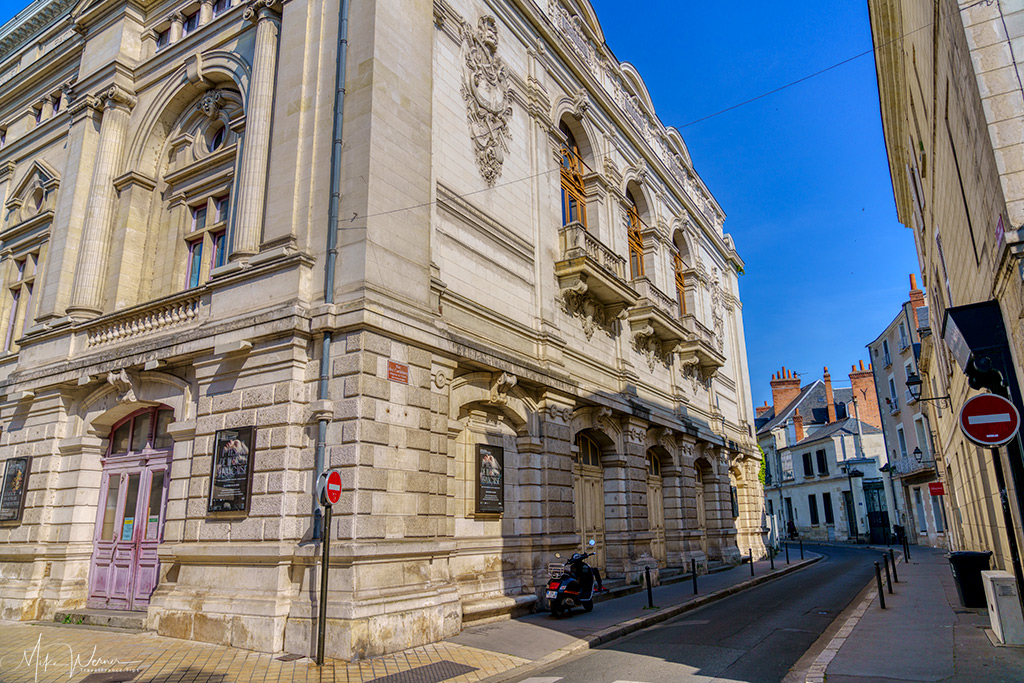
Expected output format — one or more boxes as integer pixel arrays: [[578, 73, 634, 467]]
[[312, 0, 351, 541]]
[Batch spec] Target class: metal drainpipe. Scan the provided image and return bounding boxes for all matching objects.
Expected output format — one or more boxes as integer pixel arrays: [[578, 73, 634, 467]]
[[313, 0, 351, 541]]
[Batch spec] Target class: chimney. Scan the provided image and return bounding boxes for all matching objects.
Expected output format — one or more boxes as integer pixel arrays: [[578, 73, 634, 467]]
[[793, 409, 805, 442], [908, 273, 925, 330], [849, 360, 881, 429], [823, 366, 837, 423], [756, 399, 771, 417], [770, 366, 802, 417]]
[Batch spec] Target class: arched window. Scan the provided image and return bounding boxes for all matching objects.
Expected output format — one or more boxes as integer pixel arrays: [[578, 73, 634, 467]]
[[626, 189, 644, 279], [155, 89, 243, 294], [647, 452, 661, 476], [574, 432, 602, 467], [674, 251, 686, 316], [108, 407, 175, 456], [560, 121, 587, 228]]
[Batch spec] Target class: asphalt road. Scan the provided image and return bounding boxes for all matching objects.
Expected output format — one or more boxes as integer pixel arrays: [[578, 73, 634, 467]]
[[506, 544, 881, 683]]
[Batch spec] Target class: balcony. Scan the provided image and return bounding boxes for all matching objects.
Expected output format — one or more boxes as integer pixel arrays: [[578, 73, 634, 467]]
[[905, 388, 919, 405], [677, 313, 726, 377], [894, 455, 935, 478], [626, 277, 689, 352], [898, 335, 911, 352], [888, 396, 900, 415], [555, 222, 638, 319], [83, 290, 203, 348]]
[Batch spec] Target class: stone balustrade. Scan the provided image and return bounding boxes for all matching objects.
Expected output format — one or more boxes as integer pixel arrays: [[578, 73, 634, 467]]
[[558, 221, 626, 280], [84, 291, 202, 347]]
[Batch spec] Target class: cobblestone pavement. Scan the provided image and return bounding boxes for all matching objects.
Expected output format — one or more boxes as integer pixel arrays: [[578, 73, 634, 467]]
[[0, 621, 529, 683]]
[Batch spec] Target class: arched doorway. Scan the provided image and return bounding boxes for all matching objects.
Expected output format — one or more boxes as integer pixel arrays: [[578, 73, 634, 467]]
[[573, 432, 606, 570], [88, 406, 174, 610], [647, 450, 666, 565], [694, 458, 713, 557]]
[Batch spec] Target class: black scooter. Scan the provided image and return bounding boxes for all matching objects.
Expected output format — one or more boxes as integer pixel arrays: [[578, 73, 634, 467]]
[[546, 539, 600, 617]]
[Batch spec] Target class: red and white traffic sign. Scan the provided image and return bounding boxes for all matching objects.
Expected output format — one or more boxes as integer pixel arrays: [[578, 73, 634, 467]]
[[959, 394, 1021, 447], [317, 469, 343, 507]]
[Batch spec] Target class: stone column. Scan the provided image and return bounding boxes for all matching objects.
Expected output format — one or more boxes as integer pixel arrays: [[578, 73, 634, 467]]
[[67, 85, 136, 319], [231, 0, 281, 258]]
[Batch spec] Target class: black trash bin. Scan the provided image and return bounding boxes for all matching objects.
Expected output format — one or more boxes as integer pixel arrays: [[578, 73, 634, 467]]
[[947, 551, 993, 608]]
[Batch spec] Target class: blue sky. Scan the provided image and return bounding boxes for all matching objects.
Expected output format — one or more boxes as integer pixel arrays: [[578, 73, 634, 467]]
[[0, 0, 919, 408], [588, 0, 920, 407]]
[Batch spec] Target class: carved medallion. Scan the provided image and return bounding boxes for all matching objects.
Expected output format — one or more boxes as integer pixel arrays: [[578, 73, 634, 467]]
[[461, 16, 513, 186]]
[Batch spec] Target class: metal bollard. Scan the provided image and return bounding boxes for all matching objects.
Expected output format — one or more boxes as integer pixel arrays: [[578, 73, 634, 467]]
[[749, 550, 755, 576], [770, 547, 775, 570], [645, 566, 654, 609], [882, 554, 893, 594], [875, 562, 886, 609], [691, 558, 698, 595], [903, 537, 911, 561], [889, 548, 899, 582], [799, 539, 804, 560], [785, 542, 790, 564]]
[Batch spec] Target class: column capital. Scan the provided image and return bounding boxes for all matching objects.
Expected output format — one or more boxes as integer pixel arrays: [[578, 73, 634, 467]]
[[66, 94, 102, 120], [169, 10, 186, 24], [0, 160, 16, 182], [243, 0, 282, 23], [97, 84, 137, 112]]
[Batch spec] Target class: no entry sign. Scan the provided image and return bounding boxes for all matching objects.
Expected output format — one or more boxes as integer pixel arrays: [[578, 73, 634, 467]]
[[317, 469, 343, 507], [959, 394, 1020, 447]]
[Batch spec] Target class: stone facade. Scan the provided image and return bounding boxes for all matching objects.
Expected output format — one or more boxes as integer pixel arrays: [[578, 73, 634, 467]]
[[0, 0, 761, 661], [869, 0, 1024, 572]]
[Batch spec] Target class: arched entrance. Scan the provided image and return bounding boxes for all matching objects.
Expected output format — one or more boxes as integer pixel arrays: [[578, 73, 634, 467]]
[[647, 450, 666, 565], [573, 432, 606, 569], [88, 406, 174, 610], [694, 458, 713, 557]]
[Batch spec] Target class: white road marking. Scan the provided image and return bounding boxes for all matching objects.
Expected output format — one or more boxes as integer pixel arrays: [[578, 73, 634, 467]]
[[518, 679, 563, 683]]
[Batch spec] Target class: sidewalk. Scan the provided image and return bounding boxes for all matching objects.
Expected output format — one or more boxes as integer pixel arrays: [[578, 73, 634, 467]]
[[808, 545, 1024, 682], [0, 552, 818, 683]]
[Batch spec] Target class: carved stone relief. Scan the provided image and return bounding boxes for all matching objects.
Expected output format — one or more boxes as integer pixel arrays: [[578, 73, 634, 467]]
[[557, 286, 619, 340], [631, 323, 670, 372], [710, 267, 725, 353], [107, 369, 137, 404], [461, 16, 513, 186]]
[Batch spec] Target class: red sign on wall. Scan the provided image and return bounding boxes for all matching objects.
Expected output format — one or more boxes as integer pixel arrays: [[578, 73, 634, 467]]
[[929, 482, 945, 497], [387, 360, 409, 384]]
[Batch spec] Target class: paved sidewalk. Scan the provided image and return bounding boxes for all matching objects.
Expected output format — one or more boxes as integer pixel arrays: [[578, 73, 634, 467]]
[[0, 552, 818, 683], [808, 545, 1024, 682]]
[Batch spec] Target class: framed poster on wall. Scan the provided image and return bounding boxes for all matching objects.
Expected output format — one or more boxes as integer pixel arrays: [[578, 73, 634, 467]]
[[207, 427, 255, 513], [0, 456, 30, 522], [475, 444, 504, 514]]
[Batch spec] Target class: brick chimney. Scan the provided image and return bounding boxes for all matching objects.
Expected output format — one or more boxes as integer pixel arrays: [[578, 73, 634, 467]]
[[823, 366, 837, 423], [756, 400, 771, 417], [849, 360, 881, 429], [770, 367, 802, 417], [908, 273, 925, 330], [793, 409, 805, 442]]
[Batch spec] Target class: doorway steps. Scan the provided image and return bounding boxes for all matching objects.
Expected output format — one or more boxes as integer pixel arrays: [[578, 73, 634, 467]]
[[53, 609, 147, 631]]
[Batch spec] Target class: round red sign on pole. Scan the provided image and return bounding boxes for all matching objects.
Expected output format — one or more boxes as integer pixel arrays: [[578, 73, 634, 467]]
[[317, 469, 343, 507], [959, 394, 1021, 447]]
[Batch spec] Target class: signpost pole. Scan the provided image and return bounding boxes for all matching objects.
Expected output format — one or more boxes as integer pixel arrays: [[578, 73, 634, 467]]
[[317, 504, 331, 666]]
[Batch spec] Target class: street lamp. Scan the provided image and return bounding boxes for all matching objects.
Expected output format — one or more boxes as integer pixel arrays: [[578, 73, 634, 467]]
[[905, 371, 950, 404]]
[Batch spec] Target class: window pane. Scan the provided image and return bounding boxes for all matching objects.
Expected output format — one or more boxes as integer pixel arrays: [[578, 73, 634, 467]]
[[146, 471, 164, 540], [131, 412, 151, 452], [18, 284, 32, 338], [110, 421, 130, 454], [121, 474, 140, 541], [153, 410, 174, 450], [100, 476, 120, 541], [215, 195, 230, 222], [931, 495, 944, 533], [187, 241, 203, 288], [211, 231, 226, 270], [192, 206, 207, 232], [4, 288, 19, 351]]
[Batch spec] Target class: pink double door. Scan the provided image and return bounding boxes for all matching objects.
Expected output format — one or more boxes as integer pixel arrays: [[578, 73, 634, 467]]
[[88, 454, 170, 610]]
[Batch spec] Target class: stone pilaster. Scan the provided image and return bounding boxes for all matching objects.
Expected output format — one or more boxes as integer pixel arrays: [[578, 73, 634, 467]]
[[603, 418, 650, 579], [66, 85, 136, 319], [231, 0, 282, 258]]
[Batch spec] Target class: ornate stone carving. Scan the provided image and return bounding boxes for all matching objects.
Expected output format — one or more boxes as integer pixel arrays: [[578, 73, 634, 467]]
[[558, 286, 620, 340], [596, 406, 618, 435], [624, 427, 646, 444], [197, 89, 225, 119], [99, 85, 137, 112], [544, 404, 573, 423], [107, 369, 137, 404], [572, 88, 589, 119], [461, 16, 513, 186], [243, 0, 282, 22], [679, 355, 709, 394], [433, 370, 449, 389], [488, 371, 517, 404], [631, 322, 670, 372], [710, 268, 724, 353]]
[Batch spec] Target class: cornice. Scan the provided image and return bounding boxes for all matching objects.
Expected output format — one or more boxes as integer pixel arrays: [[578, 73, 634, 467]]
[[0, 0, 77, 63]]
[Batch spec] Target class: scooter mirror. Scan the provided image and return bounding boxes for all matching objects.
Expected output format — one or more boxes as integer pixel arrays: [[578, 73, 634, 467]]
[[588, 539, 596, 547]]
